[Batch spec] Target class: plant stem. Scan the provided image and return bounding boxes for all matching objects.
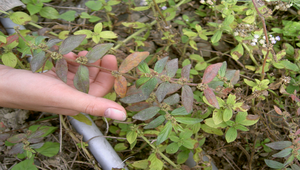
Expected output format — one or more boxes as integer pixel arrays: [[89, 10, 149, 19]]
[[28, 22, 58, 37], [152, 0, 168, 26], [242, 43, 259, 66], [139, 133, 179, 168]]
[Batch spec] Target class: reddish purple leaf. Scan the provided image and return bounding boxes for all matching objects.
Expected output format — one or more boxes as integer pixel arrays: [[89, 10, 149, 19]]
[[126, 102, 150, 112], [0, 122, 5, 132], [204, 87, 220, 109], [30, 51, 47, 72], [8, 143, 24, 155], [230, 70, 240, 85], [119, 52, 150, 73], [59, 35, 86, 55], [7, 134, 27, 143], [74, 65, 89, 93], [55, 58, 68, 83], [156, 82, 170, 102], [181, 64, 191, 79], [0, 34, 18, 48], [86, 43, 113, 63], [181, 85, 194, 113], [202, 63, 223, 84], [163, 93, 180, 105], [0, 133, 10, 141], [114, 76, 127, 98], [166, 58, 178, 77], [167, 83, 182, 95]]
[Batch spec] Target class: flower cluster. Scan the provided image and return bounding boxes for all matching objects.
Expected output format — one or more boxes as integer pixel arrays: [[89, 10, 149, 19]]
[[265, 0, 292, 11], [161, 6, 167, 10], [140, 0, 148, 6], [250, 34, 280, 47], [234, 23, 257, 37], [200, 0, 214, 5]]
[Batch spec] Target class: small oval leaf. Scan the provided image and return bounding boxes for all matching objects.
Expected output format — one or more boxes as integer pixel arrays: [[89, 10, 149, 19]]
[[154, 57, 168, 73], [181, 85, 194, 113], [73, 65, 89, 93], [59, 35, 86, 55], [119, 52, 150, 73], [166, 58, 178, 77], [114, 76, 127, 98], [55, 58, 68, 83], [132, 106, 160, 121], [30, 51, 47, 72], [204, 87, 220, 109], [86, 43, 113, 63], [156, 82, 170, 102], [181, 64, 191, 79], [144, 115, 165, 129], [202, 63, 223, 84]]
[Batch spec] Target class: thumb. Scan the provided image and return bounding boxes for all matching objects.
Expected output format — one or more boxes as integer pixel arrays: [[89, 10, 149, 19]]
[[65, 90, 127, 121]]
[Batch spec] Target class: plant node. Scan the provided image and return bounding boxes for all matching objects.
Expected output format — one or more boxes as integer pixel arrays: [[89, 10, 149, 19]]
[[75, 56, 89, 64], [50, 52, 63, 60]]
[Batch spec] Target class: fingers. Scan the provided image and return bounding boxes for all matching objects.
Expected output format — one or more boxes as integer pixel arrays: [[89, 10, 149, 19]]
[[89, 55, 117, 96], [64, 89, 126, 120]]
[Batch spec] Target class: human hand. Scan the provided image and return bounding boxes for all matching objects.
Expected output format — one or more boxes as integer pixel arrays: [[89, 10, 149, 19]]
[[0, 51, 126, 121]]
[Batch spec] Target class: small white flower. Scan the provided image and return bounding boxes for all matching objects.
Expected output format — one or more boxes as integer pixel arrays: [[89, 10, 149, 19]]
[[252, 38, 258, 42], [275, 36, 280, 41], [254, 34, 260, 39], [271, 40, 277, 44], [262, 44, 266, 47], [269, 34, 273, 37], [200, 0, 205, 4], [234, 32, 239, 36], [259, 39, 265, 44], [140, 0, 148, 6], [251, 42, 256, 46], [266, 0, 270, 2], [161, 6, 167, 10], [270, 37, 275, 41], [263, 36, 266, 39]]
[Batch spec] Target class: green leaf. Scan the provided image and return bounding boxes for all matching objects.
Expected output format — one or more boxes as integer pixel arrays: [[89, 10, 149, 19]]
[[132, 159, 149, 169], [136, 77, 150, 88], [156, 121, 172, 145], [10, 12, 31, 25], [94, 23, 103, 33], [175, 117, 203, 124], [27, 3, 42, 15], [149, 153, 164, 170], [59, 35, 86, 55], [11, 156, 37, 170], [141, 77, 157, 97], [234, 124, 249, 131], [132, 106, 160, 121], [265, 141, 292, 150], [223, 15, 234, 26], [86, 43, 113, 63], [144, 115, 165, 129], [74, 30, 93, 38], [71, 113, 92, 126], [235, 112, 247, 124], [211, 30, 222, 44], [264, 159, 284, 169], [171, 107, 190, 116], [272, 148, 292, 158], [114, 143, 128, 152], [154, 57, 168, 73], [242, 16, 255, 24], [223, 108, 233, 122], [73, 65, 89, 93], [231, 43, 244, 61], [240, 114, 259, 126], [213, 109, 223, 125], [28, 125, 58, 138], [126, 131, 137, 144], [138, 62, 150, 74], [177, 150, 190, 164], [225, 127, 237, 143], [182, 139, 196, 149], [99, 31, 117, 39], [35, 142, 59, 157], [2, 52, 18, 68], [201, 124, 224, 135], [40, 7, 59, 19], [218, 61, 227, 77], [59, 10, 76, 21], [166, 142, 180, 154], [85, 0, 102, 10], [132, 6, 151, 12], [244, 79, 256, 87], [122, 22, 146, 29], [89, 16, 101, 22]]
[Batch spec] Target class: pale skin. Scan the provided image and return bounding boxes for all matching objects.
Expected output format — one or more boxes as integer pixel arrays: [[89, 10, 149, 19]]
[[0, 51, 127, 121]]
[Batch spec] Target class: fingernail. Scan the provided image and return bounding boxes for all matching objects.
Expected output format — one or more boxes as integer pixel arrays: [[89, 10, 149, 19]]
[[104, 108, 126, 121]]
